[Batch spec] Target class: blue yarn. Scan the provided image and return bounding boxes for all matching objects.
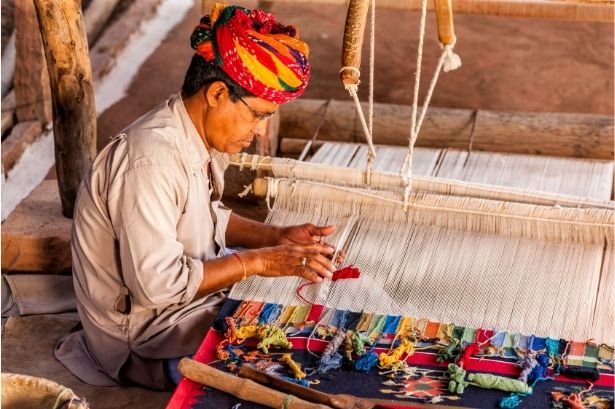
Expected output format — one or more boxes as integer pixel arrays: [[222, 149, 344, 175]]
[[259, 303, 281, 324], [317, 351, 343, 374], [282, 376, 310, 387], [545, 337, 561, 357], [499, 393, 523, 408], [528, 353, 549, 383], [354, 351, 378, 372]]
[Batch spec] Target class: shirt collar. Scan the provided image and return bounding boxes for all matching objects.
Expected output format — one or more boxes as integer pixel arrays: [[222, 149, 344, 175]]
[[169, 93, 228, 196]]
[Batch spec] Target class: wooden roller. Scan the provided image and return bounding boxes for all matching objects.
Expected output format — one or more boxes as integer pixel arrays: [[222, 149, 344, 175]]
[[340, 0, 370, 87], [433, 0, 456, 45], [340, 0, 457, 89]]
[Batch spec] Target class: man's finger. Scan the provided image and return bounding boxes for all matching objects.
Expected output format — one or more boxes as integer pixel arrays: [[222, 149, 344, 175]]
[[306, 255, 335, 278], [309, 224, 336, 237]]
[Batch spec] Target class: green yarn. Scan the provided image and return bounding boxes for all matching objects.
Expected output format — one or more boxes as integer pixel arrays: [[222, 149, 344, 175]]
[[437, 339, 462, 363], [257, 326, 292, 354], [352, 332, 373, 356], [447, 363, 532, 396], [467, 373, 532, 394], [447, 363, 467, 394]]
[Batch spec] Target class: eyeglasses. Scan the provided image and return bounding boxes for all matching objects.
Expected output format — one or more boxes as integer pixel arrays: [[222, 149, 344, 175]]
[[237, 97, 277, 122]]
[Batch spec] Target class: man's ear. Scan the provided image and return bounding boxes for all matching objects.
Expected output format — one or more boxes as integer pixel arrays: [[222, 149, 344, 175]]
[[204, 81, 229, 107]]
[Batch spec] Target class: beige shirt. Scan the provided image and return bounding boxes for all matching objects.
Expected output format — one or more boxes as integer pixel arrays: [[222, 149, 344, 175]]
[[55, 95, 230, 390]]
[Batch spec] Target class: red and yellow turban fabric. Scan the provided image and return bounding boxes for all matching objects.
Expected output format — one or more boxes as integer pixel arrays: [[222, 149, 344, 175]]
[[190, 4, 310, 104]]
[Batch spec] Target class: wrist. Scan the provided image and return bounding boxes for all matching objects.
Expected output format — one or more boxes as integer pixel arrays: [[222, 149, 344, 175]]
[[269, 225, 284, 246], [244, 250, 264, 277]]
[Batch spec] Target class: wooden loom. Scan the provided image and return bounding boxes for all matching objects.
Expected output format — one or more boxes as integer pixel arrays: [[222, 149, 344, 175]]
[[230, 1, 615, 345], [224, 0, 614, 348], [167, 2, 615, 408]]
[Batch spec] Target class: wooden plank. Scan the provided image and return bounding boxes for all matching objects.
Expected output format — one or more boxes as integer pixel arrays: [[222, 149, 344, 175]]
[[279, 99, 614, 160], [13, 0, 52, 124], [1, 121, 43, 174], [83, 0, 122, 45], [1, 111, 15, 138], [472, 110, 614, 159], [267, 0, 614, 22], [34, 0, 97, 217]]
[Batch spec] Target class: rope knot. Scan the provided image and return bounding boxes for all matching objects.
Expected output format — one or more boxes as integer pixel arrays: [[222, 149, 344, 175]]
[[442, 44, 462, 72]]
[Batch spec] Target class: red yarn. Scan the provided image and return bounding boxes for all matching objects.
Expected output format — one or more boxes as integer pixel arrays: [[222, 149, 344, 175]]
[[332, 265, 361, 281], [295, 265, 361, 305], [457, 343, 481, 368]]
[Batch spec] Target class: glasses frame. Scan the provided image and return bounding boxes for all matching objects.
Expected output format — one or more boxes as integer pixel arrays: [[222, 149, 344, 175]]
[[237, 96, 276, 122]]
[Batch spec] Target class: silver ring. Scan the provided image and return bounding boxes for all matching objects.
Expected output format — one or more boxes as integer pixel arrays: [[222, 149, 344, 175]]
[[300, 257, 307, 269]]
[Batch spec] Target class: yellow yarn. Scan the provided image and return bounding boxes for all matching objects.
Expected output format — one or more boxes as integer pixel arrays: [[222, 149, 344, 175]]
[[281, 353, 306, 379], [378, 338, 415, 368], [234, 325, 259, 342]]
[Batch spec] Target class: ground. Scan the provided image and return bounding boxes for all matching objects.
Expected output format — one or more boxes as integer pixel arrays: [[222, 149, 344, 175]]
[[2, 0, 614, 408]]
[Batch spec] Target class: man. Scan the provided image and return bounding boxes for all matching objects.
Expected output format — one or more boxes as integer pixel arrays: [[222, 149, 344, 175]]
[[56, 4, 341, 390]]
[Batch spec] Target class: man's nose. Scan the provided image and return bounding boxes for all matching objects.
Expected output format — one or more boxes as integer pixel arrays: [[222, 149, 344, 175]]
[[251, 119, 268, 137]]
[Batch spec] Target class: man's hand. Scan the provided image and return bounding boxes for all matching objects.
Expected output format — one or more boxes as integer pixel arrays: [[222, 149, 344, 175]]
[[249, 243, 336, 283], [275, 224, 345, 265]]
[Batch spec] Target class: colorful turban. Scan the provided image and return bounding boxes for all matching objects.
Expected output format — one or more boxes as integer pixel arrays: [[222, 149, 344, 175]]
[[190, 4, 310, 104]]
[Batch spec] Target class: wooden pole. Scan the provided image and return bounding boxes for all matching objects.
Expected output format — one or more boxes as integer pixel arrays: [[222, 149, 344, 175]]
[[178, 358, 330, 409], [13, 0, 52, 125], [33, 0, 97, 217], [340, 0, 370, 87], [278, 99, 614, 160]]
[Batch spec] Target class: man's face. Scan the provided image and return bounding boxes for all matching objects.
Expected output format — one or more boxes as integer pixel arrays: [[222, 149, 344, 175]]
[[206, 91, 278, 154]]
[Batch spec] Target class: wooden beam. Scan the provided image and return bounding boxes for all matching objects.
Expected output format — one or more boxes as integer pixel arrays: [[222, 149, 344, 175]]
[[34, 0, 97, 217], [278, 99, 614, 160], [83, 0, 123, 45], [13, 0, 52, 125], [268, 0, 614, 22], [2, 121, 43, 175]]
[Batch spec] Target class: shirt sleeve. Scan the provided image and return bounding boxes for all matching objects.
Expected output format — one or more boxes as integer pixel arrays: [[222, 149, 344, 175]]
[[114, 164, 203, 309]]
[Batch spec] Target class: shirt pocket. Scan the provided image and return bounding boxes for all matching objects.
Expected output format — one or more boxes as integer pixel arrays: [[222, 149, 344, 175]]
[[212, 201, 231, 256]]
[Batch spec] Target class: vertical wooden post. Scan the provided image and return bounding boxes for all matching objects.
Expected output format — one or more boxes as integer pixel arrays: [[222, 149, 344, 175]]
[[13, 0, 52, 124], [33, 0, 97, 218]]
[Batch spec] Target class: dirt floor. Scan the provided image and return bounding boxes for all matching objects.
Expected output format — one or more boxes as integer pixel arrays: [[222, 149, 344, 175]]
[[3, 1, 614, 408]]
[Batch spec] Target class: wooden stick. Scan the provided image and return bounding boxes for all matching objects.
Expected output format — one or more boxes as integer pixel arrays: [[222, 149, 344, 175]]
[[433, 0, 456, 45], [33, 0, 97, 217], [239, 365, 472, 409], [340, 0, 370, 87], [177, 358, 330, 409]]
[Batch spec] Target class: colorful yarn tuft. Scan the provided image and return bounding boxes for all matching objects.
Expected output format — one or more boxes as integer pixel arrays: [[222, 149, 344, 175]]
[[457, 343, 481, 368], [355, 351, 379, 372], [257, 326, 292, 353], [316, 330, 345, 374], [281, 353, 306, 379], [378, 339, 415, 368]]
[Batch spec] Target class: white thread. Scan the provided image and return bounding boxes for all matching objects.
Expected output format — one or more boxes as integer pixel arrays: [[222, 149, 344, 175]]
[[238, 184, 253, 198]]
